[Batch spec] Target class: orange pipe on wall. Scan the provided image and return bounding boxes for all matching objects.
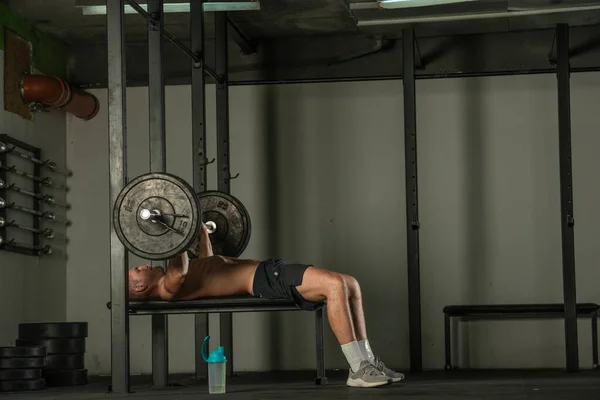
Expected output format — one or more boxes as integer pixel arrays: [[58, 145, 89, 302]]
[[20, 74, 100, 120]]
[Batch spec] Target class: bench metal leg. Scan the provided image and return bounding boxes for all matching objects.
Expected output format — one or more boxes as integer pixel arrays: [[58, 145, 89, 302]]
[[592, 311, 598, 368], [194, 314, 209, 380], [444, 314, 452, 371], [315, 307, 327, 385], [151, 314, 169, 387], [220, 312, 234, 377]]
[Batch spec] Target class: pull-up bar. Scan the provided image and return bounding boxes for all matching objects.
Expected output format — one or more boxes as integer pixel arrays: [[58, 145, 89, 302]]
[[126, 0, 221, 83]]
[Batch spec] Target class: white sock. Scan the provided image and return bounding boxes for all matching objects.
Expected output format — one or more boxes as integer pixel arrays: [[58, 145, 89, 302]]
[[358, 339, 375, 363], [341, 341, 366, 372]]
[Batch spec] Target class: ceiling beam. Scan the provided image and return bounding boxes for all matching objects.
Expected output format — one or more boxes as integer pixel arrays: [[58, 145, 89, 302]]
[[67, 25, 600, 88], [227, 17, 258, 55]]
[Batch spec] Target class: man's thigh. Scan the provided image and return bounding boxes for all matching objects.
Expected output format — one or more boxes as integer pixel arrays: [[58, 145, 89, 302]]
[[294, 265, 340, 303]]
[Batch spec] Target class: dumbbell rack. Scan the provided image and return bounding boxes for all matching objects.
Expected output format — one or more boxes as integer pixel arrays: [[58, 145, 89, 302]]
[[0, 134, 67, 257], [0, 134, 41, 256]]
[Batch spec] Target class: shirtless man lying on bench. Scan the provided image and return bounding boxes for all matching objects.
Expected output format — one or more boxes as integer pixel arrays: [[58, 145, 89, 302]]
[[128, 223, 404, 388]]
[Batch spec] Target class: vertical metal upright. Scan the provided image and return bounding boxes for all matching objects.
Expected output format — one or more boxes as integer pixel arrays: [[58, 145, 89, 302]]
[[0, 137, 6, 258], [107, 0, 130, 393], [556, 23, 579, 373], [148, 0, 167, 174], [215, 11, 234, 377], [402, 28, 423, 373], [147, 0, 169, 387], [191, 0, 209, 381]]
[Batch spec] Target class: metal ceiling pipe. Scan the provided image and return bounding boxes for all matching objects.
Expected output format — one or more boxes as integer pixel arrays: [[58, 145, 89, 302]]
[[377, 0, 478, 9], [20, 74, 100, 120], [357, 3, 600, 26]]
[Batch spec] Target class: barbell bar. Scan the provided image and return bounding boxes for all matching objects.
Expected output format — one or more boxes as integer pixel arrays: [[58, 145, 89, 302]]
[[113, 172, 251, 261], [0, 179, 70, 209], [0, 236, 53, 255], [0, 161, 68, 191], [0, 142, 71, 177], [0, 197, 70, 226], [0, 217, 55, 239]]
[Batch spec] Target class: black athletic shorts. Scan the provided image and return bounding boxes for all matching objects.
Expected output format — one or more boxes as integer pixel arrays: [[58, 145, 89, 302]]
[[252, 259, 323, 311]]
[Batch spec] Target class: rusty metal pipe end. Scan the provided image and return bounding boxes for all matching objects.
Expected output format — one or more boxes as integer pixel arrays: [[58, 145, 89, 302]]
[[20, 74, 99, 120]]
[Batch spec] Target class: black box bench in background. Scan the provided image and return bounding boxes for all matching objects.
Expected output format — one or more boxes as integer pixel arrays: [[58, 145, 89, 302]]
[[443, 303, 600, 371], [107, 296, 327, 385]]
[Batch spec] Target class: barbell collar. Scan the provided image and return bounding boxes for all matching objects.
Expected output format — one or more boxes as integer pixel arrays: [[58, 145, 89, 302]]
[[139, 208, 162, 221], [205, 220, 217, 234]]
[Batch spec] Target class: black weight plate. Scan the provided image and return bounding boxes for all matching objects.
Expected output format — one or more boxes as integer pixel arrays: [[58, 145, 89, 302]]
[[0, 378, 45, 392], [0, 346, 46, 358], [0, 357, 45, 369], [18, 322, 88, 339], [44, 369, 88, 387], [0, 369, 42, 380], [16, 338, 85, 354], [45, 354, 84, 370], [198, 191, 251, 257], [114, 172, 202, 260]]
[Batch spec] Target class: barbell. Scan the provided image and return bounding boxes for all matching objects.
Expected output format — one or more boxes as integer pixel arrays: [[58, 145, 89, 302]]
[[113, 172, 251, 261]]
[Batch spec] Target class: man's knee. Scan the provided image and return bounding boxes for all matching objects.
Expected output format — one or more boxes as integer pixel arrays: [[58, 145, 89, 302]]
[[341, 274, 361, 296], [302, 267, 362, 299], [309, 267, 348, 297]]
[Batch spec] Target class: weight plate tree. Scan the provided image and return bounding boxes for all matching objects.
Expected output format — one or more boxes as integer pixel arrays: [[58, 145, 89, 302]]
[[113, 172, 202, 260], [0, 379, 46, 392], [16, 338, 85, 354], [18, 322, 88, 339], [0, 346, 45, 358]]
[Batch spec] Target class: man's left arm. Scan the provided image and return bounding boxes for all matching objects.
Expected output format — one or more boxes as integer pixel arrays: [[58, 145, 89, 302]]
[[158, 252, 190, 299], [188, 223, 213, 259]]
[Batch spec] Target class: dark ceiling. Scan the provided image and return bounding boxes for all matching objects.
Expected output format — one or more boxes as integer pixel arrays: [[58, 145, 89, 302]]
[[7, 0, 600, 87], [6, 0, 600, 47]]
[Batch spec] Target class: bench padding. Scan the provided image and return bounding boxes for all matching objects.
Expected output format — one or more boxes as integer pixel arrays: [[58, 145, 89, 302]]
[[106, 295, 318, 315]]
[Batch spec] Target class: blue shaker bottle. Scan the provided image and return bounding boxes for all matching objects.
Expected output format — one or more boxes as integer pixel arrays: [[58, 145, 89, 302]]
[[202, 336, 227, 394]]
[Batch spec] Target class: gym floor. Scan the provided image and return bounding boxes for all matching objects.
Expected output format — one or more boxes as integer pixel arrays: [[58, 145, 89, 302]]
[[3, 370, 600, 399]]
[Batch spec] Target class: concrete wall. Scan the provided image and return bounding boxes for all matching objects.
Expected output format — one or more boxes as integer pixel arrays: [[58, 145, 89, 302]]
[[0, 50, 68, 346], [66, 72, 600, 375]]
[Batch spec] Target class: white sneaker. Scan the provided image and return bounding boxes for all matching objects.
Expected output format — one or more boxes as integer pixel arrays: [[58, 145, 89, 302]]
[[373, 356, 405, 383], [346, 360, 392, 388]]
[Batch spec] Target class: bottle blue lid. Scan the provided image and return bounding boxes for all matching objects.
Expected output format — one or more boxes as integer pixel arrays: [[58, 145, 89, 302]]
[[207, 346, 227, 363], [201, 336, 227, 363]]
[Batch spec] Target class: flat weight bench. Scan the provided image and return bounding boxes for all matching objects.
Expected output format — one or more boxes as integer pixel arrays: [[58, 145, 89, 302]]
[[107, 295, 328, 385], [443, 303, 600, 370]]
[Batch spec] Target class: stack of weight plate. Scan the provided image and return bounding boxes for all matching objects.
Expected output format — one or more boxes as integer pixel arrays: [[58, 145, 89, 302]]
[[0, 345, 46, 392], [17, 322, 88, 387]]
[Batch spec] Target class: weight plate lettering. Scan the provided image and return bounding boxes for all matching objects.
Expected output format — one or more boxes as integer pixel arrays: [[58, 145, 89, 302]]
[[45, 354, 84, 370], [114, 173, 202, 260], [16, 338, 85, 354], [18, 322, 88, 339], [0, 369, 42, 380], [0, 357, 45, 369], [0, 346, 46, 358], [198, 191, 251, 257], [44, 369, 88, 387], [0, 378, 45, 392]]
